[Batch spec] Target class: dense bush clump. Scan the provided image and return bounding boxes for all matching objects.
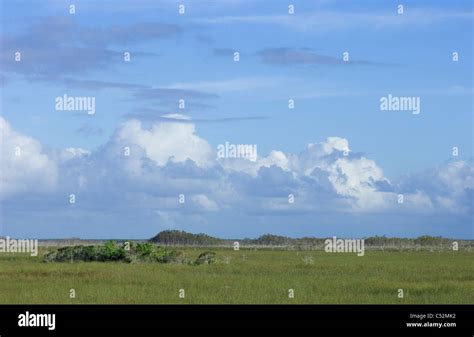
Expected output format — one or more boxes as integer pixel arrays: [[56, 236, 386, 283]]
[[194, 251, 216, 265], [43, 241, 217, 265], [132, 242, 180, 263], [44, 241, 179, 263]]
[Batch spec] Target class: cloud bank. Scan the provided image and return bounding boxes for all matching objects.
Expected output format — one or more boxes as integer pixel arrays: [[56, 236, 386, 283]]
[[0, 116, 472, 238]]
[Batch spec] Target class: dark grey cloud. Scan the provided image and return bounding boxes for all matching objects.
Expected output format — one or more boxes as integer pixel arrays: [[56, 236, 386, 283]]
[[4, 17, 181, 49], [85, 22, 182, 46], [1, 17, 180, 80], [1, 45, 122, 77]]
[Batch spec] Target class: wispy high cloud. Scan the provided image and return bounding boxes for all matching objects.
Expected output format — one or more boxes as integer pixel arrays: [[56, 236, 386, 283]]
[[167, 76, 278, 93], [212, 48, 237, 57], [122, 112, 270, 123], [36, 77, 150, 91], [195, 9, 473, 31], [134, 88, 218, 101], [129, 87, 219, 112], [258, 48, 391, 66], [76, 124, 104, 138]]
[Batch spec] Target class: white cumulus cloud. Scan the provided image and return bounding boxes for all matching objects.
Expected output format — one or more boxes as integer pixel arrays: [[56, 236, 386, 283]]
[[113, 117, 214, 168], [0, 117, 57, 199]]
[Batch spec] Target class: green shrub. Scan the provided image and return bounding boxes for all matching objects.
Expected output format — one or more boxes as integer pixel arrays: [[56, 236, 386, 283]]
[[101, 241, 126, 261], [43, 242, 193, 264], [194, 251, 216, 265], [135, 242, 155, 256]]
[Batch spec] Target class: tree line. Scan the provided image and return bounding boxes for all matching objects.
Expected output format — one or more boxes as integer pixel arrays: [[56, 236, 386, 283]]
[[150, 231, 472, 248]]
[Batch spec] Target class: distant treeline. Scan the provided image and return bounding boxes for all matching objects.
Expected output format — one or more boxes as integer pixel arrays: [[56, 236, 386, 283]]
[[150, 231, 473, 249]]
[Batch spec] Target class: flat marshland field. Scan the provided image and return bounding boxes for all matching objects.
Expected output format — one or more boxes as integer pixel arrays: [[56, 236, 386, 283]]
[[0, 248, 472, 304]]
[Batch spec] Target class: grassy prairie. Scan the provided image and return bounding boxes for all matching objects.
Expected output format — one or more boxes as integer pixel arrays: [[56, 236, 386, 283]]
[[0, 248, 472, 304]]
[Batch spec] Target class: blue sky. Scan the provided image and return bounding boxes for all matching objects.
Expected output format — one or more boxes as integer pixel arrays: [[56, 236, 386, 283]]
[[0, 0, 472, 239]]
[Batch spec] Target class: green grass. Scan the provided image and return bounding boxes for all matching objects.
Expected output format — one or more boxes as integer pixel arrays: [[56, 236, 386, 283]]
[[0, 248, 472, 304]]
